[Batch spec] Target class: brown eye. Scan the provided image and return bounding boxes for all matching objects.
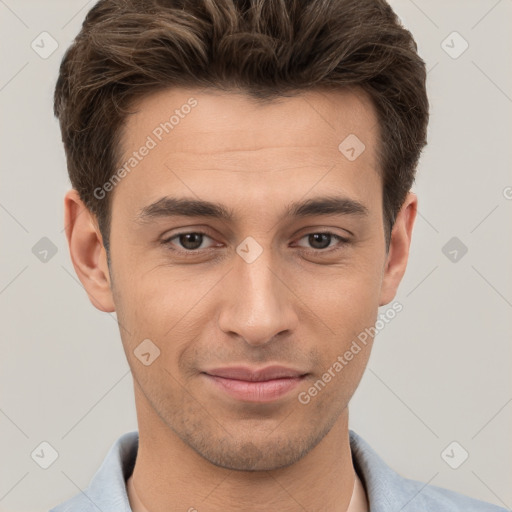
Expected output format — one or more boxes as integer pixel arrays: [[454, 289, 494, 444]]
[[296, 232, 349, 251], [308, 233, 333, 249], [177, 233, 204, 250], [162, 232, 215, 252]]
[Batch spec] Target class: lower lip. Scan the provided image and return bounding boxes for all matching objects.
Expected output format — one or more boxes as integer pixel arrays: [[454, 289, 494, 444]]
[[203, 374, 305, 403]]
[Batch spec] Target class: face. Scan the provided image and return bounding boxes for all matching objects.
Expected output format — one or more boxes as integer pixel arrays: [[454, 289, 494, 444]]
[[66, 86, 416, 471]]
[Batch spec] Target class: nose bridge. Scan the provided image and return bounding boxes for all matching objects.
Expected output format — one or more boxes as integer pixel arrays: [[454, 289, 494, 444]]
[[218, 244, 297, 345]]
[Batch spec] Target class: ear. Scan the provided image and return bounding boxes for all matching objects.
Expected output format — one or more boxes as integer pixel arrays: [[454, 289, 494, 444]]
[[64, 189, 115, 312], [378, 192, 417, 306]]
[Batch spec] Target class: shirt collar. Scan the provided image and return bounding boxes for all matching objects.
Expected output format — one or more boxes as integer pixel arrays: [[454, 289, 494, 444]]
[[53, 429, 428, 512]]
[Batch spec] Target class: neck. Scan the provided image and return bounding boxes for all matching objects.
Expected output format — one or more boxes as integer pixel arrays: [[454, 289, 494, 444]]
[[129, 383, 357, 512]]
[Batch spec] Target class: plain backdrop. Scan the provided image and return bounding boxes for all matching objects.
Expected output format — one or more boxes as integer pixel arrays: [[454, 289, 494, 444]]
[[1, 1, 511, 511]]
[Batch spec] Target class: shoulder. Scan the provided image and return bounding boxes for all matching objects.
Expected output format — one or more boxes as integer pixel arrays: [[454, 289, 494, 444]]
[[349, 430, 508, 512], [49, 431, 138, 512], [396, 473, 508, 511]]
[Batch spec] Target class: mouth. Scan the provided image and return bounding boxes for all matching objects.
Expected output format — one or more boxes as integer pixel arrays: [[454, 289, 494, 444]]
[[201, 365, 309, 403]]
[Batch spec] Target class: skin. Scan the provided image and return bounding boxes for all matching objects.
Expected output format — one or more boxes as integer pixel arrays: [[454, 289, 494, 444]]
[[64, 86, 417, 511]]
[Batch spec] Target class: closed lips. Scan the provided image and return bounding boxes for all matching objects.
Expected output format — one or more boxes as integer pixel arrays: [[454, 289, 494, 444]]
[[203, 366, 308, 381]]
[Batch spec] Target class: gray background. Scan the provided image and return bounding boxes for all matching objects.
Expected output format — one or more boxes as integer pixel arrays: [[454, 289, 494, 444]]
[[1, 0, 511, 510]]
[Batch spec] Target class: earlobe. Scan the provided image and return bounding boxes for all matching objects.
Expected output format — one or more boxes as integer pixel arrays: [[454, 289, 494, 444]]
[[64, 189, 115, 313], [378, 192, 417, 307]]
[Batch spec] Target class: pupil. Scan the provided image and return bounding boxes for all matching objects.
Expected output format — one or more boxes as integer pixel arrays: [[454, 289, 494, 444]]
[[180, 233, 202, 250], [309, 233, 330, 249]]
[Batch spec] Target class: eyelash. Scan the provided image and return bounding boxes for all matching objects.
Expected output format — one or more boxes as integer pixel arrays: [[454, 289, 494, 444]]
[[161, 231, 350, 256]]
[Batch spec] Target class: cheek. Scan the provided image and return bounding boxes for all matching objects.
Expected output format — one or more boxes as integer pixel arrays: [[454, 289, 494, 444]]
[[293, 254, 383, 326], [113, 267, 218, 369], [289, 256, 382, 382]]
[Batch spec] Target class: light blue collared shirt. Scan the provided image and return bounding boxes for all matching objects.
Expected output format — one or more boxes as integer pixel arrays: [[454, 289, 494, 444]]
[[49, 430, 508, 511]]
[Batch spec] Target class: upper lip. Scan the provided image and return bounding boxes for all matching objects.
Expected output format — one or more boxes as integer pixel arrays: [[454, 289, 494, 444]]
[[203, 365, 307, 382]]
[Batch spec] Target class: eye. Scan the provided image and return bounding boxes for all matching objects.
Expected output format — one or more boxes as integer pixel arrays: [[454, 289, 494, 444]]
[[162, 231, 216, 252], [295, 232, 349, 251]]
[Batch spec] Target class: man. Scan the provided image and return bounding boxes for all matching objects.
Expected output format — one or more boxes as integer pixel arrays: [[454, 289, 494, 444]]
[[50, 0, 506, 510]]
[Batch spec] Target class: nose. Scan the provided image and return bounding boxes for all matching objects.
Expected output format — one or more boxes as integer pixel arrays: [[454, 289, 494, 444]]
[[217, 248, 299, 347]]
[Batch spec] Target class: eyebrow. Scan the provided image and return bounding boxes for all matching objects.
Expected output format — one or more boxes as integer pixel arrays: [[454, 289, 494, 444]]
[[135, 195, 369, 224]]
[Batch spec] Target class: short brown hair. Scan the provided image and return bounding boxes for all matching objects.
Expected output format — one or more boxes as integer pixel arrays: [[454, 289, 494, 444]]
[[54, 0, 429, 254]]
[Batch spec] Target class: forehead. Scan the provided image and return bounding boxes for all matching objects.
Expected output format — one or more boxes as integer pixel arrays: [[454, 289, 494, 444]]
[[112, 86, 381, 220], [121, 86, 378, 153]]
